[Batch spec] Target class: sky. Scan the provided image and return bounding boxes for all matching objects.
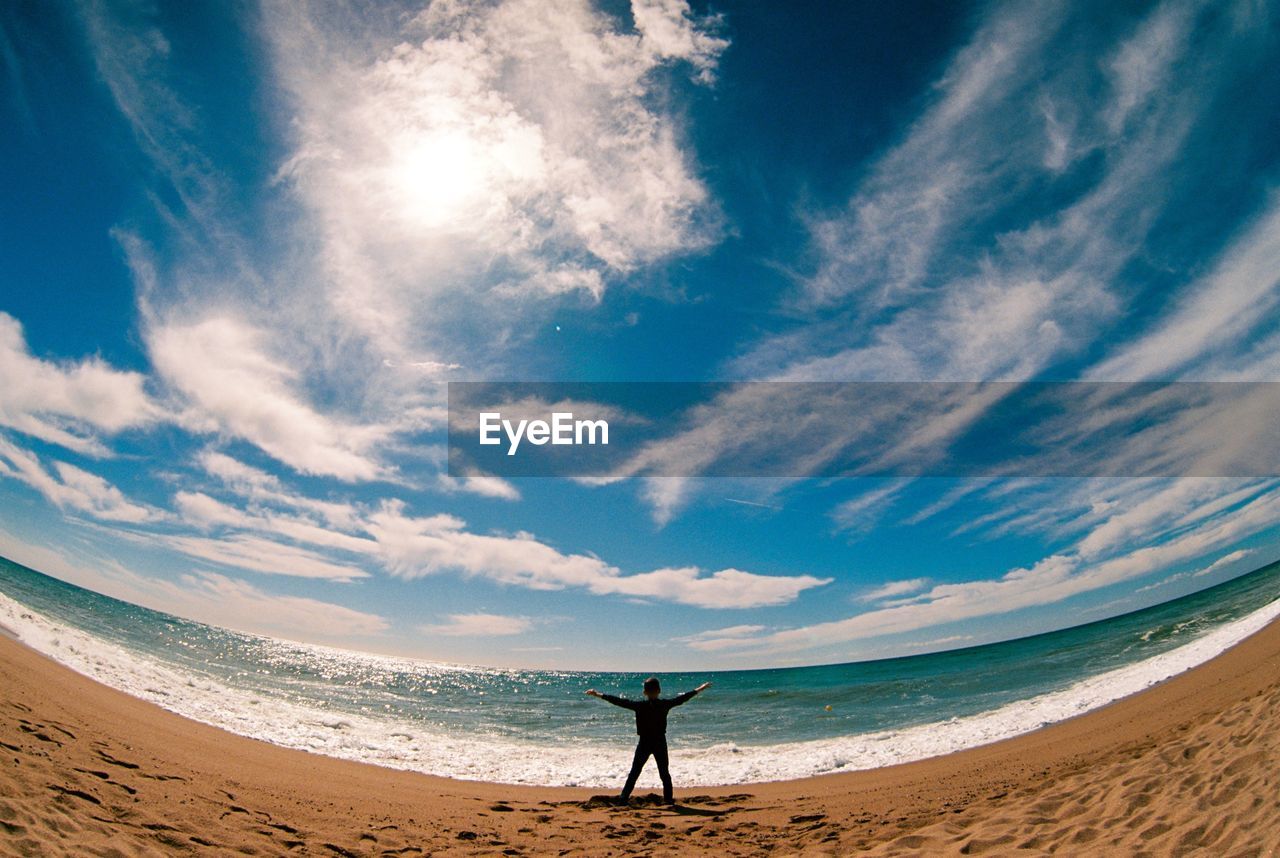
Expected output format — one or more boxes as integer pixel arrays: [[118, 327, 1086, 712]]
[[1, 0, 1279, 671]]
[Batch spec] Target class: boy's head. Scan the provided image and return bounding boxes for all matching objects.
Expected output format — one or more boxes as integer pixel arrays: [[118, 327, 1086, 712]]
[[643, 676, 661, 699]]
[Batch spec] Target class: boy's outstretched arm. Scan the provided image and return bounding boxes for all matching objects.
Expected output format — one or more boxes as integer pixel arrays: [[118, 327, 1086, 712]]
[[585, 689, 639, 710], [671, 681, 713, 706]]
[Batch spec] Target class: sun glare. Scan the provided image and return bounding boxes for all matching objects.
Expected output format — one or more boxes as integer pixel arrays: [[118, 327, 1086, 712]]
[[393, 132, 490, 228], [385, 119, 546, 235]]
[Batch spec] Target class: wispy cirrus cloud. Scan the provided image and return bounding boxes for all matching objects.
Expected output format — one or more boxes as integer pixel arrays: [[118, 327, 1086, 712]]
[[626, 0, 1280, 541], [1089, 197, 1280, 381], [831, 481, 911, 535], [688, 481, 1280, 656], [78, 0, 227, 237], [736, 0, 1263, 387], [1127, 543, 1256, 596], [799, 0, 1073, 313]]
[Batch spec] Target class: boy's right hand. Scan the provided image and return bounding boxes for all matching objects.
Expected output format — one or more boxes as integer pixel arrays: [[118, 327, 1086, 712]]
[[585, 689, 602, 697]]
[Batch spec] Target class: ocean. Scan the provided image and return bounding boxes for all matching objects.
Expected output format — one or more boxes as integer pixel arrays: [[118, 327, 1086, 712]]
[[2, 554, 1278, 789]]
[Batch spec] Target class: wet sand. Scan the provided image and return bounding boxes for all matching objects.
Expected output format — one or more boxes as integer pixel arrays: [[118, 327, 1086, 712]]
[[3, 618, 1280, 856]]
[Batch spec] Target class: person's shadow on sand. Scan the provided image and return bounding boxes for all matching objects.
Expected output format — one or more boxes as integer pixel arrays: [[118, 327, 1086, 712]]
[[579, 792, 750, 816]]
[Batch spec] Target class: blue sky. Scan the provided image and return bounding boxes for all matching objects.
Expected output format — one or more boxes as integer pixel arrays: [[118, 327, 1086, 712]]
[[2, 0, 1280, 670]]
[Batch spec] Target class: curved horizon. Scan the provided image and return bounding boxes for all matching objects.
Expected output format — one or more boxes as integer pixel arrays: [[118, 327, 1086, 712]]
[[4, 550, 1277, 675]]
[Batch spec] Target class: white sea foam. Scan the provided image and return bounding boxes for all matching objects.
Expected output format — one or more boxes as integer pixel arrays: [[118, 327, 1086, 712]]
[[2, 590, 1277, 787]]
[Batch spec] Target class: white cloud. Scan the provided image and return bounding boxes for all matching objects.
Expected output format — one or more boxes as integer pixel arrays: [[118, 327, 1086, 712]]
[[587, 384, 1005, 525], [176, 571, 388, 637], [831, 482, 910, 534], [160, 474, 829, 609], [1075, 479, 1246, 559], [675, 624, 767, 644], [631, 0, 726, 81], [1089, 196, 1280, 381], [1193, 548, 1254, 577], [0, 313, 157, 455], [943, 479, 1267, 548], [435, 473, 521, 501], [901, 634, 974, 651], [0, 437, 157, 523], [858, 578, 931, 603], [173, 490, 379, 556], [1135, 571, 1189, 594], [731, 0, 1241, 393], [641, 477, 692, 527], [419, 612, 533, 637], [600, 565, 829, 610], [797, 2, 1070, 312], [49, 461, 156, 523], [1104, 0, 1197, 134], [174, 489, 256, 529], [78, 1, 228, 238], [161, 533, 369, 582], [197, 450, 361, 529], [365, 500, 829, 608], [198, 449, 278, 490], [149, 317, 389, 481], [266, 0, 725, 361]]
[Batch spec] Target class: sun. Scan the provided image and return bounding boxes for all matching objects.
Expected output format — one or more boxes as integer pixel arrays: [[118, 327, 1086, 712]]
[[381, 115, 546, 236], [392, 131, 491, 229]]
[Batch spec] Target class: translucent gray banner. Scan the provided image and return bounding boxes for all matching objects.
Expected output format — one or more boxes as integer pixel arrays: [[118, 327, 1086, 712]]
[[446, 382, 1280, 479]]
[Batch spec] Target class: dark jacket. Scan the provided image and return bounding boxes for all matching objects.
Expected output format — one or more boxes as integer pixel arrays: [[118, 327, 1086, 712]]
[[600, 691, 698, 738]]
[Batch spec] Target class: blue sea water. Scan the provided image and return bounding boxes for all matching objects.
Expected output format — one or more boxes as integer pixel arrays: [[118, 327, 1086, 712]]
[[1, 554, 1279, 787]]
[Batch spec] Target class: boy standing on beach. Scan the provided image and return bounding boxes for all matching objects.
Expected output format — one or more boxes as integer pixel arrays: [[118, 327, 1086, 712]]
[[586, 677, 712, 804]]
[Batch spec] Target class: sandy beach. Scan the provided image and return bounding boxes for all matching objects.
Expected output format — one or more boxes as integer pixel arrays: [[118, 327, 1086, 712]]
[[2, 620, 1279, 857]]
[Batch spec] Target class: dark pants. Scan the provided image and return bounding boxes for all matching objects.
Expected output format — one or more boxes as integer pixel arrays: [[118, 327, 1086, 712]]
[[620, 736, 672, 801]]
